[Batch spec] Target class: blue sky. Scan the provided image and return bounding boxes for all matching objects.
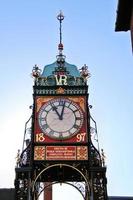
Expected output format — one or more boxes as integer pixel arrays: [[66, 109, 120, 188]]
[[0, 0, 133, 198]]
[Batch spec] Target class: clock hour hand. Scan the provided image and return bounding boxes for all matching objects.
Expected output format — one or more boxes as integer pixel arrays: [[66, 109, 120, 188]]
[[52, 105, 61, 119], [60, 101, 65, 120]]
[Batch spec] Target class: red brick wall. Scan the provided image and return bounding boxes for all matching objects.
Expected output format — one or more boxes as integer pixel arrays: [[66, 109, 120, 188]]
[[44, 182, 52, 200]]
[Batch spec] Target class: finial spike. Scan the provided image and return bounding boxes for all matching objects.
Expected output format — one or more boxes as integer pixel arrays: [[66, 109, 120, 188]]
[[57, 11, 64, 54], [56, 11, 66, 68]]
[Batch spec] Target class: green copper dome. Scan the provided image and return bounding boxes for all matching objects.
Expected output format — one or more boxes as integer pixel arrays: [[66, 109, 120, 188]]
[[41, 61, 80, 78]]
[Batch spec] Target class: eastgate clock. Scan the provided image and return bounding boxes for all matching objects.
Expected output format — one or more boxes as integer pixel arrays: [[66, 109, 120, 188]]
[[38, 97, 84, 140]]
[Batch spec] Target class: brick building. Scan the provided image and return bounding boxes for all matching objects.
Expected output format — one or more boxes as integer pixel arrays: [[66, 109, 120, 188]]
[[115, 0, 133, 50], [0, 188, 15, 200], [0, 188, 133, 200]]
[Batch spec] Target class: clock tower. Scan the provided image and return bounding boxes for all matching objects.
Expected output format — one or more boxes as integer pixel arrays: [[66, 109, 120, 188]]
[[14, 11, 108, 200]]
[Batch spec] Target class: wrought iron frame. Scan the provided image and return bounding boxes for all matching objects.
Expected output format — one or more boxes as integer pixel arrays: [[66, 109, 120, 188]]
[[32, 163, 90, 200], [14, 13, 108, 198]]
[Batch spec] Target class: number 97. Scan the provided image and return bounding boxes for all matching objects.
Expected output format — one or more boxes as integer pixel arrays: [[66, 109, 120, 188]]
[[76, 132, 86, 142]]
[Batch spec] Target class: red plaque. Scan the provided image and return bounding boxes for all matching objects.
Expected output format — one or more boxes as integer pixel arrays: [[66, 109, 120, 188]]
[[34, 146, 88, 161], [46, 146, 76, 160]]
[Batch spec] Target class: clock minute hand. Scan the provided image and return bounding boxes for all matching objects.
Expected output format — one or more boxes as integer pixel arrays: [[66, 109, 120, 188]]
[[60, 102, 65, 120]]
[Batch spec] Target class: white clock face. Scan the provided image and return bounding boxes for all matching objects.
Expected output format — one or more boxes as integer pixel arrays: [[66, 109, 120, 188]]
[[38, 98, 84, 140]]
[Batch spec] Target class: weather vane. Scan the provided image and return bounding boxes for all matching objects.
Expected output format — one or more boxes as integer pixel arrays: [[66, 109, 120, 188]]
[[57, 11, 64, 54]]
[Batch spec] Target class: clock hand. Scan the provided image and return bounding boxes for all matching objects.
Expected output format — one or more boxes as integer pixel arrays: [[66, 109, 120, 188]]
[[52, 105, 61, 119], [60, 101, 65, 120]]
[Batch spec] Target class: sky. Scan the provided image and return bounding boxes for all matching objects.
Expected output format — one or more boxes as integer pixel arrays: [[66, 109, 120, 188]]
[[0, 0, 133, 199]]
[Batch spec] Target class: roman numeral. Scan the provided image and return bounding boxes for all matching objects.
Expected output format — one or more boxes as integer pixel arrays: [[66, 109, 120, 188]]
[[39, 117, 45, 121], [73, 109, 78, 113], [73, 124, 79, 129], [66, 102, 71, 108], [50, 102, 57, 111], [59, 100, 65, 106], [49, 130, 54, 135], [41, 124, 48, 130], [76, 117, 81, 120]]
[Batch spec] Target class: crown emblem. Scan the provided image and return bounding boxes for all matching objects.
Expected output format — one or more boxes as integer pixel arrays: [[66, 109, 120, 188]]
[[56, 87, 65, 94]]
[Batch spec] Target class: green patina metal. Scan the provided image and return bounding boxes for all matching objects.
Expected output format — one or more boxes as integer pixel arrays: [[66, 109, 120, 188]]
[[41, 61, 80, 78]]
